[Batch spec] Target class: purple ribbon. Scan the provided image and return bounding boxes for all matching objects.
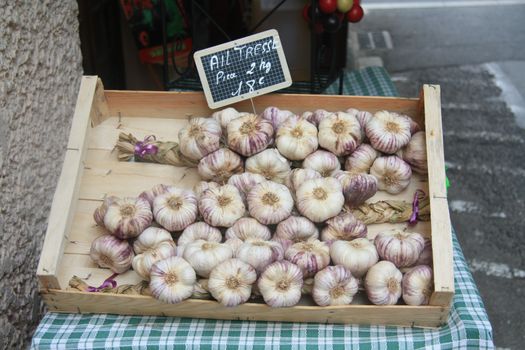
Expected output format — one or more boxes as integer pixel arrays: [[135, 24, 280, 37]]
[[409, 190, 425, 225], [134, 135, 158, 157], [87, 273, 118, 292]]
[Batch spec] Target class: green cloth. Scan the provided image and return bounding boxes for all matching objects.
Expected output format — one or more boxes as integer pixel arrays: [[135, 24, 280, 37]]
[[324, 66, 399, 97], [31, 232, 493, 350]]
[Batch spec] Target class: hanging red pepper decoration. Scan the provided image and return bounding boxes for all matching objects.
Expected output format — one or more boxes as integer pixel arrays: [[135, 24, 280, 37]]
[[347, 0, 364, 23], [319, 0, 338, 14]]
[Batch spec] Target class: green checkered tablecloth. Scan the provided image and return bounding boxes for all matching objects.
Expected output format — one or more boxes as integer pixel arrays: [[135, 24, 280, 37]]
[[31, 231, 493, 350], [323, 66, 399, 97]]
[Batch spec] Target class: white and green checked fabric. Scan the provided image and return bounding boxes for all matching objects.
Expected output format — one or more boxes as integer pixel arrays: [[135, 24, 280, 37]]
[[324, 67, 399, 97], [31, 231, 493, 350]]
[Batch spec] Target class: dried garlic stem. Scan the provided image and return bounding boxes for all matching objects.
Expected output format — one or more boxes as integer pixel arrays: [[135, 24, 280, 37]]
[[350, 195, 430, 225]]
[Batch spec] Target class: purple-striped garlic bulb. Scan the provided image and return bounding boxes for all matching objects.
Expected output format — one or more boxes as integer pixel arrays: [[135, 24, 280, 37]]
[[227, 114, 274, 156], [370, 156, 412, 194], [365, 111, 411, 154], [365, 260, 402, 305], [284, 168, 322, 195], [276, 115, 319, 160], [321, 212, 367, 242], [197, 148, 244, 184], [208, 258, 257, 306], [153, 187, 198, 231], [149, 256, 196, 304], [399, 131, 428, 174], [285, 239, 330, 277], [415, 237, 433, 266], [104, 197, 153, 239], [347, 108, 373, 137], [183, 240, 233, 278], [302, 150, 341, 177], [312, 265, 359, 306], [260, 106, 294, 130], [330, 238, 378, 278], [132, 227, 177, 280], [333, 171, 378, 207], [227, 172, 266, 202], [274, 216, 319, 245], [90, 234, 134, 274], [198, 184, 245, 227], [258, 261, 304, 307], [177, 222, 222, 247], [247, 181, 294, 225], [374, 229, 425, 268], [139, 184, 170, 207], [402, 265, 433, 306], [305, 109, 331, 127], [192, 181, 220, 200], [318, 112, 362, 156], [400, 114, 421, 135], [245, 149, 291, 184], [236, 239, 285, 273], [93, 195, 119, 227], [178, 117, 222, 161], [344, 144, 378, 174], [225, 217, 272, 241]]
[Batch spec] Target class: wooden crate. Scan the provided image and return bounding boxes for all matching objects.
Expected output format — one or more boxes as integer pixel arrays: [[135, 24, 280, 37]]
[[37, 76, 453, 327]]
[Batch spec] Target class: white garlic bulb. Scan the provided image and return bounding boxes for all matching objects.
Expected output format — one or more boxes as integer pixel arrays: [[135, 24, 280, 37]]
[[245, 149, 291, 184], [139, 184, 170, 207], [212, 107, 241, 133], [344, 144, 378, 173], [285, 240, 330, 277], [90, 234, 134, 274], [276, 115, 318, 160], [295, 177, 344, 222], [198, 148, 244, 183], [178, 117, 222, 160], [178, 222, 222, 247], [93, 195, 118, 227], [227, 172, 266, 202], [347, 108, 373, 137], [330, 238, 379, 278], [153, 187, 198, 231], [260, 106, 294, 129], [258, 261, 303, 307], [227, 114, 274, 156], [274, 216, 319, 244], [374, 229, 425, 268], [370, 156, 412, 194], [132, 227, 177, 280], [149, 256, 196, 304], [208, 258, 257, 306], [199, 184, 245, 227], [192, 181, 220, 200], [366, 110, 411, 154], [302, 150, 341, 177], [225, 217, 271, 241], [318, 112, 362, 156], [321, 212, 367, 242], [399, 131, 427, 174], [183, 240, 233, 277], [402, 265, 433, 306], [332, 171, 378, 207], [247, 181, 294, 225], [104, 197, 153, 239], [284, 168, 322, 195], [224, 237, 243, 256], [305, 109, 331, 127], [365, 260, 403, 305], [312, 265, 359, 306], [236, 239, 284, 273]]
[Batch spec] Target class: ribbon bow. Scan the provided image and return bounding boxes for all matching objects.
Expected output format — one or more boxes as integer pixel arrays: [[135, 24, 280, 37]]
[[409, 190, 425, 225], [87, 273, 118, 292], [134, 135, 158, 157]]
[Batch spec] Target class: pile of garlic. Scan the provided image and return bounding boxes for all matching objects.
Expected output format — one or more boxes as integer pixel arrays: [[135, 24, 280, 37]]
[[90, 106, 432, 307]]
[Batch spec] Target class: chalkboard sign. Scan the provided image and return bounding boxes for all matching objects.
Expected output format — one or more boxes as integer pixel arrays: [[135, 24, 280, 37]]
[[194, 30, 292, 109]]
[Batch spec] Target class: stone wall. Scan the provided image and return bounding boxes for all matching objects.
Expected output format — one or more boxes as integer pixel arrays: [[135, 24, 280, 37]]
[[0, 1, 82, 347]]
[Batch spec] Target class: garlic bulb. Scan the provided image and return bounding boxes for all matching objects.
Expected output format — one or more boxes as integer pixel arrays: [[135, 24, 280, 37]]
[[400, 131, 427, 174], [302, 277, 315, 295], [178, 222, 222, 247], [227, 114, 274, 156], [402, 265, 433, 305], [199, 184, 245, 227], [247, 181, 294, 225], [284, 168, 322, 194], [193, 279, 211, 299], [312, 265, 359, 306], [318, 112, 362, 156], [295, 177, 344, 222], [90, 234, 134, 273], [183, 240, 233, 277], [224, 237, 243, 256], [132, 227, 177, 280], [302, 150, 341, 177], [330, 238, 379, 278], [198, 148, 244, 183], [260, 106, 294, 129], [301, 111, 313, 122], [93, 195, 118, 227], [274, 216, 319, 244], [208, 258, 257, 306], [139, 185, 170, 207], [415, 237, 433, 266], [149, 256, 196, 304], [332, 171, 378, 207], [258, 261, 303, 307], [285, 240, 330, 277], [276, 115, 318, 160], [104, 197, 153, 239], [236, 239, 284, 273], [321, 212, 367, 242], [365, 260, 403, 305], [375, 229, 425, 267], [227, 172, 266, 201], [153, 187, 198, 231], [212, 107, 241, 133], [178, 117, 222, 160], [370, 156, 412, 194], [192, 181, 220, 200], [305, 109, 331, 127], [400, 114, 421, 135], [365, 111, 411, 154], [245, 149, 291, 184], [344, 144, 378, 173], [347, 108, 373, 136], [225, 217, 271, 241]]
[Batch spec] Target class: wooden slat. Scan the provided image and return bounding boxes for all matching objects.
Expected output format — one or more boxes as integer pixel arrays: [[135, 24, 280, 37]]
[[423, 85, 455, 306], [37, 76, 100, 289], [90, 78, 110, 127], [41, 290, 449, 327]]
